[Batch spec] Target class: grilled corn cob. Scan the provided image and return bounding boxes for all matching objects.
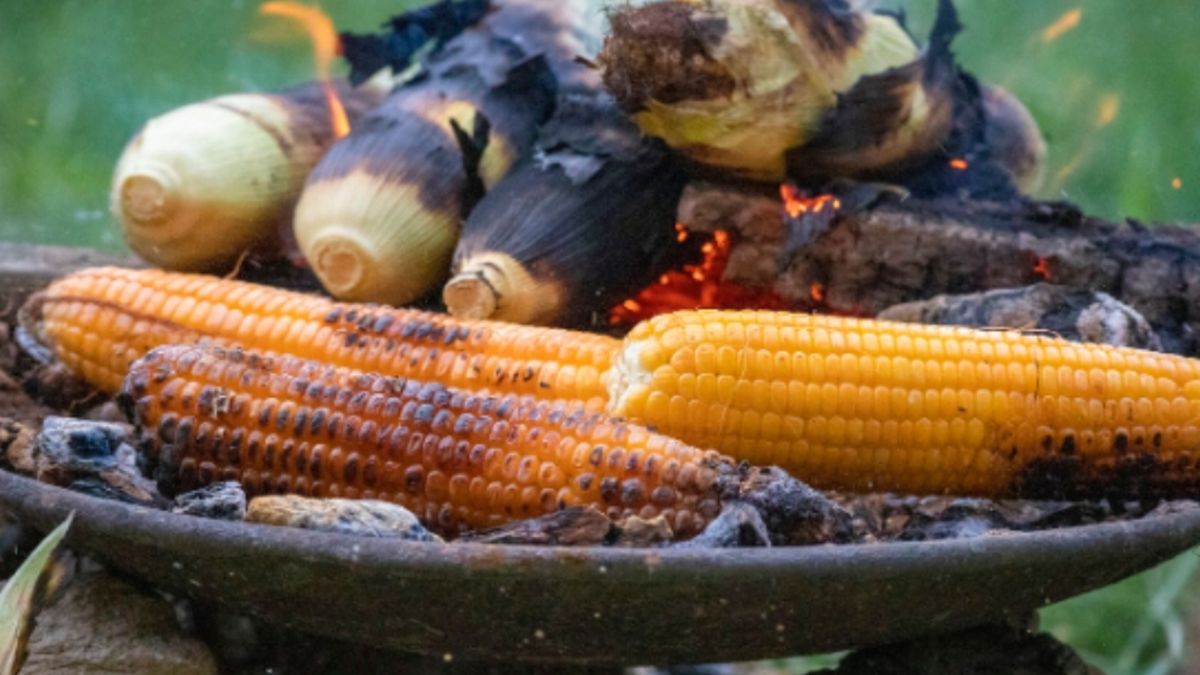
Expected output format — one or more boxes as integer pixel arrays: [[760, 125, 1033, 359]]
[[608, 310, 1200, 499], [122, 344, 732, 536], [22, 267, 617, 410]]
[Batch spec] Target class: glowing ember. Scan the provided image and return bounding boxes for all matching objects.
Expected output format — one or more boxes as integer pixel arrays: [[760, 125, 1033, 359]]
[[261, 2, 351, 138], [949, 158, 969, 171], [1094, 94, 1120, 129], [1040, 8, 1082, 44], [780, 184, 841, 219], [1033, 256, 1052, 281], [674, 222, 689, 243], [608, 227, 785, 326], [809, 282, 826, 303], [1172, 177, 1183, 190]]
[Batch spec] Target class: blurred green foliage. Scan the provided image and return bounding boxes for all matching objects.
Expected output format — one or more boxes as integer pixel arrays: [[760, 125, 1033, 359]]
[[1, 1, 1199, 673]]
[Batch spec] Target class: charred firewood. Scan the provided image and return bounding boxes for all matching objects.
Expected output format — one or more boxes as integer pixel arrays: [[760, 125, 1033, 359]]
[[678, 181, 1200, 355], [599, 0, 1044, 200], [111, 79, 389, 273], [878, 283, 1162, 351], [294, 0, 596, 306], [443, 95, 689, 327]]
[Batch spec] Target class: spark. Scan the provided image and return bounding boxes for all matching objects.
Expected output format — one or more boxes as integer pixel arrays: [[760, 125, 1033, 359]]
[[1041, 8, 1082, 44]]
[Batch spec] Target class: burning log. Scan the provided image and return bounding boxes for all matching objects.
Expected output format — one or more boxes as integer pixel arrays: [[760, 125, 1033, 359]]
[[598, 0, 1045, 200], [293, 0, 593, 306], [111, 79, 388, 272], [678, 182, 1200, 355]]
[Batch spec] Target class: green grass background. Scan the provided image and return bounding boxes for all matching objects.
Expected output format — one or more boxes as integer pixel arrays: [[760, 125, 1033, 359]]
[[1, 1, 1199, 672]]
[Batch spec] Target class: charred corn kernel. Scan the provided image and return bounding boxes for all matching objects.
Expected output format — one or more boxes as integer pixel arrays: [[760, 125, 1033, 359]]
[[122, 344, 733, 536], [609, 310, 1200, 499], [24, 267, 617, 410]]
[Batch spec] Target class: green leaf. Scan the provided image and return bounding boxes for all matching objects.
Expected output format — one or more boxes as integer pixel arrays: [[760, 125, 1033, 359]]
[[0, 514, 73, 675]]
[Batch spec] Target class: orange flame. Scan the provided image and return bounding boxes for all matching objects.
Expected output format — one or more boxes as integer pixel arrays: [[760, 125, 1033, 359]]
[[1040, 8, 1082, 44], [261, 2, 351, 138], [608, 227, 785, 326], [1032, 256, 1052, 281], [780, 185, 841, 219], [809, 282, 826, 304], [949, 158, 969, 171]]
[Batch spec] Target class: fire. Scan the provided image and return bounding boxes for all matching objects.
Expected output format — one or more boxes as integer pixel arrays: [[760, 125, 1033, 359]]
[[809, 282, 826, 303], [608, 227, 785, 326], [674, 222, 689, 243], [949, 158, 969, 171], [780, 184, 841, 218], [1032, 255, 1052, 281], [261, 2, 351, 138], [1040, 8, 1082, 44]]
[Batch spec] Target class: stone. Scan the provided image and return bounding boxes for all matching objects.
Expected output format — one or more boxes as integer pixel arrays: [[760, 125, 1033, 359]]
[[245, 496, 442, 542], [172, 482, 247, 521], [29, 417, 165, 508], [21, 571, 218, 675]]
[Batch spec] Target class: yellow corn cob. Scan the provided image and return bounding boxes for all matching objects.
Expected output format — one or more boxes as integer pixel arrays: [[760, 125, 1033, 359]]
[[24, 267, 617, 410], [608, 310, 1200, 499], [122, 344, 732, 536]]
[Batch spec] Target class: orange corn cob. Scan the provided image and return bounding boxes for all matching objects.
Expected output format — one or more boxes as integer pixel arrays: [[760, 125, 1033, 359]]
[[122, 344, 732, 536], [608, 310, 1200, 499], [24, 267, 617, 410]]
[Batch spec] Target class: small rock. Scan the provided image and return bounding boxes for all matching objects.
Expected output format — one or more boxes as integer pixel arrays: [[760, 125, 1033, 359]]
[[612, 514, 673, 547], [29, 417, 165, 508], [460, 506, 612, 546], [245, 495, 442, 542], [0, 417, 38, 474], [21, 570, 219, 675], [173, 482, 247, 521]]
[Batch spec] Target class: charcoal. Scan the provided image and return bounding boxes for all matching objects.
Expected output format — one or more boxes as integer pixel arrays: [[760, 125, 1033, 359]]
[[459, 506, 611, 546], [878, 283, 1162, 350], [245, 496, 442, 542], [173, 482, 248, 521], [733, 466, 853, 545], [673, 502, 771, 549]]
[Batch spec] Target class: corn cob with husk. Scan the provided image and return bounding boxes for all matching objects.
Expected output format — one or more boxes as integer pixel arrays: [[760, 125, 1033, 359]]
[[608, 310, 1200, 500], [121, 344, 733, 537], [111, 78, 390, 272], [21, 267, 616, 411], [293, 0, 601, 306], [598, 0, 1046, 198]]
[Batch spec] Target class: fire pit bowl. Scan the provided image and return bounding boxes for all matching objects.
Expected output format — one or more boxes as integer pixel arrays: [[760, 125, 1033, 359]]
[[4, 471, 1200, 666]]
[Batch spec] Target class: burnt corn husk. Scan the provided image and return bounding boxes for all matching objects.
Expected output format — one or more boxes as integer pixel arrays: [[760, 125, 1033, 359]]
[[294, 0, 599, 306], [111, 80, 387, 272], [600, 0, 1043, 199], [599, 0, 924, 181], [444, 95, 689, 327]]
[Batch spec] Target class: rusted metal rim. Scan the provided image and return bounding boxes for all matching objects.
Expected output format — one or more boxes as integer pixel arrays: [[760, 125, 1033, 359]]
[[4, 469, 1199, 666]]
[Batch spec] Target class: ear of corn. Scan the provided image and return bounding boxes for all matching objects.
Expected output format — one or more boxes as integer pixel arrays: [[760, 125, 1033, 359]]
[[608, 310, 1200, 499], [122, 344, 731, 537], [25, 267, 617, 411]]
